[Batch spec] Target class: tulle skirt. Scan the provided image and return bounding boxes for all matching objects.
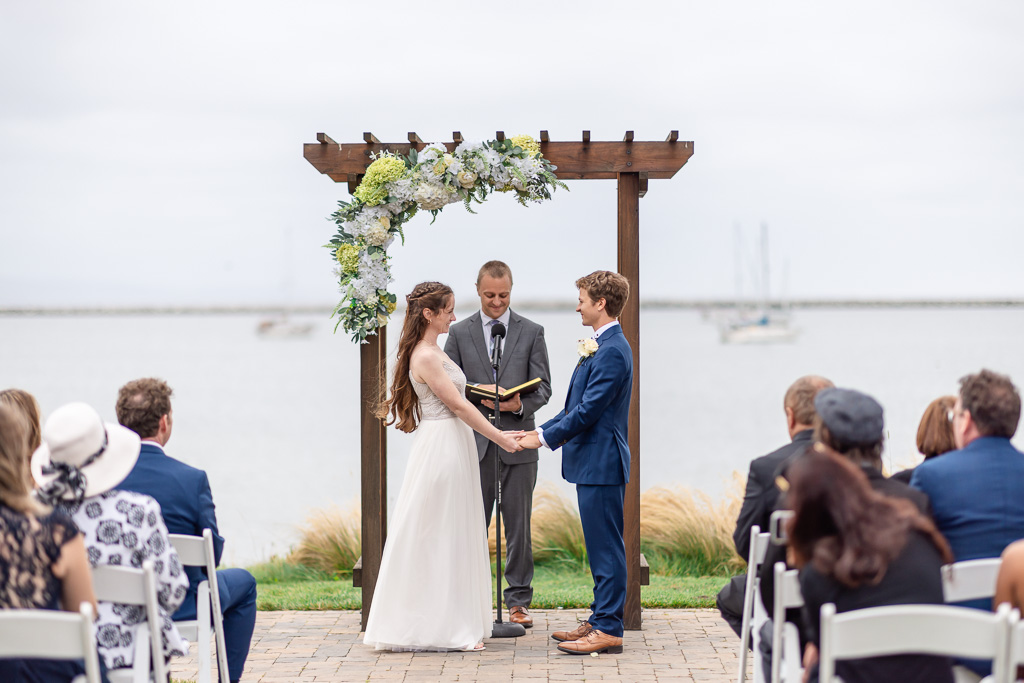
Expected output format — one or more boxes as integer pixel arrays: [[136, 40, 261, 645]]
[[362, 417, 492, 651]]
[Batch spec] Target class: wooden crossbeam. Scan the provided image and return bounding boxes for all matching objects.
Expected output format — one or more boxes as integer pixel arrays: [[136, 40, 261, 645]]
[[317, 133, 336, 145], [305, 136, 694, 181], [623, 131, 634, 143], [495, 131, 505, 141], [453, 131, 463, 144], [639, 172, 649, 198], [540, 130, 550, 142], [667, 130, 679, 143], [363, 132, 379, 144]]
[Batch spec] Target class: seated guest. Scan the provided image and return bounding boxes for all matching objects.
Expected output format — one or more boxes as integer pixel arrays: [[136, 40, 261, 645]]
[[0, 404, 108, 683], [995, 539, 1024, 681], [788, 448, 954, 683], [910, 369, 1024, 562], [813, 387, 930, 514], [1, 388, 43, 484], [719, 375, 833, 639], [32, 402, 189, 673], [114, 378, 256, 683], [891, 395, 958, 484]]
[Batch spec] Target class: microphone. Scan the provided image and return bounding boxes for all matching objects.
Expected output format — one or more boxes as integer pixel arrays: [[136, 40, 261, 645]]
[[490, 321, 506, 370]]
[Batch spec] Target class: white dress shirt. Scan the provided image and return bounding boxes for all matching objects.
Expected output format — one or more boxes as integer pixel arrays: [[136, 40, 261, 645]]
[[481, 308, 522, 415]]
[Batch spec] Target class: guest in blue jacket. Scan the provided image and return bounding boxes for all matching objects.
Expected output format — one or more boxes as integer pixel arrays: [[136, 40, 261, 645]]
[[114, 378, 256, 683]]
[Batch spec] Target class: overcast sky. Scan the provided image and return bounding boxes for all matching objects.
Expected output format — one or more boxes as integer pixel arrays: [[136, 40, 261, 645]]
[[1, 1, 1022, 308]]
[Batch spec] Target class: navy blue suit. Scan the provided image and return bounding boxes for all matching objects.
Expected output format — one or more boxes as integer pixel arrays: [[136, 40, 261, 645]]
[[542, 323, 632, 636], [117, 443, 256, 682], [910, 436, 1024, 678]]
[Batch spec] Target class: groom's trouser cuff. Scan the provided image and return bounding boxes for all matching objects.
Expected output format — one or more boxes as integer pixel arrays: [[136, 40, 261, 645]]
[[577, 483, 627, 637]]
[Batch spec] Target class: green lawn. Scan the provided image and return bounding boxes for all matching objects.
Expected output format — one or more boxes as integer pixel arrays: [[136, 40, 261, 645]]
[[251, 561, 729, 611]]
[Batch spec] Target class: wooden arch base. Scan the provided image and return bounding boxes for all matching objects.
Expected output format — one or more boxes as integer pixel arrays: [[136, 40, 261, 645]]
[[305, 131, 694, 630]]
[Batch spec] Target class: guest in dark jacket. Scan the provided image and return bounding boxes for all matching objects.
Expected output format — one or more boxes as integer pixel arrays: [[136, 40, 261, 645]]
[[787, 447, 954, 683], [891, 395, 957, 484], [113, 378, 256, 683]]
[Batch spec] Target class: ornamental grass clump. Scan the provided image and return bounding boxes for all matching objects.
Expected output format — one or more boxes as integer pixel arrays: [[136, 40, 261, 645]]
[[639, 472, 747, 577], [288, 505, 361, 576], [525, 484, 589, 571]]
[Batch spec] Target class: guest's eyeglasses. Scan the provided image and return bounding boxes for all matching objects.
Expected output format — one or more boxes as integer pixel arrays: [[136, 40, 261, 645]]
[[947, 408, 962, 423]]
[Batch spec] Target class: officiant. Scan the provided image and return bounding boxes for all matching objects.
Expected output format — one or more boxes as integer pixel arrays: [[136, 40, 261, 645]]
[[445, 260, 552, 628]]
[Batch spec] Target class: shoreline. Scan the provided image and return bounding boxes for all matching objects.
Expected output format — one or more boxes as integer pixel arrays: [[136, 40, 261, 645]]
[[3, 298, 1023, 316]]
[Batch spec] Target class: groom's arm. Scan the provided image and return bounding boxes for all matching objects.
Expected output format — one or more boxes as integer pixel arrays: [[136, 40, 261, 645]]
[[540, 349, 630, 449]]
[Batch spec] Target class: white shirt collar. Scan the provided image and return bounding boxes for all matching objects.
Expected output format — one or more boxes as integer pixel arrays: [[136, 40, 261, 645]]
[[480, 308, 511, 336], [593, 320, 620, 340], [141, 439, 166, 453]]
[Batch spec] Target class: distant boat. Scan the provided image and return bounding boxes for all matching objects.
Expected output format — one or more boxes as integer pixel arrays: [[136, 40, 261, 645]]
[[256, 316, 314, 338], [718, 223, 798, 345]]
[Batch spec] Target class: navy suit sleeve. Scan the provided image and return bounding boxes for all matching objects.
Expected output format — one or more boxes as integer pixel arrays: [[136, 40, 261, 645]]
[[542, 347, 630, 447], [197, 471, 225, 566], [520, 327, 551, 419]]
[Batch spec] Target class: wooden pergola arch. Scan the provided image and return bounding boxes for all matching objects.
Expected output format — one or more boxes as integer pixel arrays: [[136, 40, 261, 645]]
[[304, 130, 694, 629]]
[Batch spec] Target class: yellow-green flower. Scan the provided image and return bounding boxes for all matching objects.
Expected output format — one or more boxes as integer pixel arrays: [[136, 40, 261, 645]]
[[510, 135, 541, 156], [384, 300, 397, 314], [354, 183, 388, 206], [363, 155, 407, 187], [335, 244, 360, 273]]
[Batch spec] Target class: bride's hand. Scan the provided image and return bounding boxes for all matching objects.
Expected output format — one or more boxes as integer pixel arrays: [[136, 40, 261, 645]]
[[496, 431, 522, 453]]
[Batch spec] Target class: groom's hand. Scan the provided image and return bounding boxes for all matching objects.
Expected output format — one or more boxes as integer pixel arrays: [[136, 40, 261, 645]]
[[516, 431, 542, 450]]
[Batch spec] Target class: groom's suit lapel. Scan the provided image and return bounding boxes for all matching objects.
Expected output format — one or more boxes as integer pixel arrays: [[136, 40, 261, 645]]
[[563, 326, 622, 409]]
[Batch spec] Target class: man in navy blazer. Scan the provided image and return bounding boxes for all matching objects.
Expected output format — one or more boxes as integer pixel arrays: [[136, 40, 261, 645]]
[[910, 369, 1024, 563], [114, 378, 256, 683], [517, 270, 633, 655]]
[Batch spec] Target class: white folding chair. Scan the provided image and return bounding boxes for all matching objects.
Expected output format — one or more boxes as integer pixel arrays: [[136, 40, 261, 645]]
[[769, 510, 793, 547], [1006, 608, 1023, 683], [818, 602, 1012, 683], [943, 558, 1003, 604], [169, 529, 230, 683], [92, 559, 167, 683], [770, 562, 804, 683], [0, 602, 102, 683], [738, 525, 771, 683]]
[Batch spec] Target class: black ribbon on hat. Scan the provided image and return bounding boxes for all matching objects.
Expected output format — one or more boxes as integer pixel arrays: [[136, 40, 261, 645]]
[[37, 429, 108, 506]]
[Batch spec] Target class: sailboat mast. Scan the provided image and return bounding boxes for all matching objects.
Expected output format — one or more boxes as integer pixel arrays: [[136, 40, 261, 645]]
[[760, 222, 770, 312]]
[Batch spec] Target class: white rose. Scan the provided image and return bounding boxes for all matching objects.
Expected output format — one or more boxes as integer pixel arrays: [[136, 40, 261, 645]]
[[577, 338, 599, 358], [457, 171, 478, 189]]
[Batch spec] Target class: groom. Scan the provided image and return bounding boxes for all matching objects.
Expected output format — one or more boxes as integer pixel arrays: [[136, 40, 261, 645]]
[[517, 270, 633, 655]]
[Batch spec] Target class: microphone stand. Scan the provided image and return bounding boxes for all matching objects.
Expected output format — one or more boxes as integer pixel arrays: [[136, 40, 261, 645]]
[[488, 325, 526, 639]]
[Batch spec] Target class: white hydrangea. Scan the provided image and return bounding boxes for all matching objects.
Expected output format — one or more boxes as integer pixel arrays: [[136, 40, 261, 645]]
[[454, 141, 483, 156], [366, 222, 390, 246], [419, 143, 447, 162], [386, 177, 415, 202], [414, 181, 452, 210]]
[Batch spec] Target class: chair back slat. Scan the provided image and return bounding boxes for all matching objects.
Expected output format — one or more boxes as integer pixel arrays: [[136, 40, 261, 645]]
[[941, 558, 1002, 603], [0, 603, 101, 683], [92, 565, 147, 605], [769, 510, 793, 546], [169, 533, 209, 566]]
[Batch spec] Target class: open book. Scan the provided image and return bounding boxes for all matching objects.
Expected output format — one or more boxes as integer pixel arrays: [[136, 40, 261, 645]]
[[465, 377, 544, 405]]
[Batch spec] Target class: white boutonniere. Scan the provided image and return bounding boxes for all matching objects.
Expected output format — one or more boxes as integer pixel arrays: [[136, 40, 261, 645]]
[[577, 338, 599, 359]]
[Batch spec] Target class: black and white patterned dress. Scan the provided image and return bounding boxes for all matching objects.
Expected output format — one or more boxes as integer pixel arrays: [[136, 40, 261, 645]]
[[59, 490, 189, 670]]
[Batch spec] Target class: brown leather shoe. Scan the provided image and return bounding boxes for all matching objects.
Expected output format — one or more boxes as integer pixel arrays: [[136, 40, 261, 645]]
[[551, 620, 593, 642], [556, 629, 623, 655], [509, 606, 533, 628]]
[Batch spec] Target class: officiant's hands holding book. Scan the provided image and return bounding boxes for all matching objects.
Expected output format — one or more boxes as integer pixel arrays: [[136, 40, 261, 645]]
[[475, 384, 523, 413]]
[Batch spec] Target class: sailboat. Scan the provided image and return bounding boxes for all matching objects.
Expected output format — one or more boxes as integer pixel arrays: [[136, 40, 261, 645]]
[[718, 223, 798, 345]]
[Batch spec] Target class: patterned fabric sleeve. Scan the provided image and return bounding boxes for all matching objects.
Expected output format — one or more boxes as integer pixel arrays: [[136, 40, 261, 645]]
[[47, 509, 80, 550]]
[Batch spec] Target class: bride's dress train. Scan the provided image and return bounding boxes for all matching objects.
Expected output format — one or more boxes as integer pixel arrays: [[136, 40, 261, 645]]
[[362, 360, 492, 651]]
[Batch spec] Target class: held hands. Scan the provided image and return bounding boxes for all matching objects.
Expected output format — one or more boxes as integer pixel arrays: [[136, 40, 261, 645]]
[[497, 430, 525, 453], [516, 430, 542, 450]]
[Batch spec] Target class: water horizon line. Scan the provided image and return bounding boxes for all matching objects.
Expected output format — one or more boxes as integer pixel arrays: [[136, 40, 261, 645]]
[[2, 298, 1023, 316]]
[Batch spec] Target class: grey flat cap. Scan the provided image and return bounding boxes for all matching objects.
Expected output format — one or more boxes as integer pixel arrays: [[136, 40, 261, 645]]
[[814, 388, 884, 445]]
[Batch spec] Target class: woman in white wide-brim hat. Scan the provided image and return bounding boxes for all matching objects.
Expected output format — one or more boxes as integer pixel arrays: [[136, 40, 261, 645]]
[[33, 402, 191, 673]]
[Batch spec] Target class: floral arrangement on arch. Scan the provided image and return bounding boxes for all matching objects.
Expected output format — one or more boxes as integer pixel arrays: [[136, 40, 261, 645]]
[[325, 135, 567, 343]]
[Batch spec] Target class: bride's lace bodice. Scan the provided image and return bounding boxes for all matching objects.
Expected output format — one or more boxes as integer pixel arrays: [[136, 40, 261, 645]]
[[411, 359, 465, 421]]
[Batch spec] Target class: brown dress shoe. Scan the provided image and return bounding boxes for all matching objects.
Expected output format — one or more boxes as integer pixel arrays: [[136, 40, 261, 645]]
[[509, 606, 533, 628], [551, 620, 593, 642], [556, 629, 623, 655]]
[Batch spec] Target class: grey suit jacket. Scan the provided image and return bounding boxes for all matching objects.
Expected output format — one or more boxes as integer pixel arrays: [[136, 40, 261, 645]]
[[444, 309, 552, 465]]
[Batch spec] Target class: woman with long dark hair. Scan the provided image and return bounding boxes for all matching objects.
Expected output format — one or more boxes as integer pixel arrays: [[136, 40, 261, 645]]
[[363, 281, 522, 652], [787, 447, 954, 683]]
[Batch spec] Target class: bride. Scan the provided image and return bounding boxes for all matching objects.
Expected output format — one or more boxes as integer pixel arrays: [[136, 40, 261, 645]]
[[363, 281, 522, 652]]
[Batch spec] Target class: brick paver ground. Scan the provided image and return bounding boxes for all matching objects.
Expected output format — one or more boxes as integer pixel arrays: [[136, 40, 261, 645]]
[[170, 608, 741, 682]]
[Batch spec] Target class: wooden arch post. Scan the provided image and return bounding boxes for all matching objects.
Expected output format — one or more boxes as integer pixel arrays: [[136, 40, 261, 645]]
[[305, 131, 694, 629]]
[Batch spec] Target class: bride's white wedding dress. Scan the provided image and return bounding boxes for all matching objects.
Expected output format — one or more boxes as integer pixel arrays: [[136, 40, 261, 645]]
[[362, 359, 492, 651]]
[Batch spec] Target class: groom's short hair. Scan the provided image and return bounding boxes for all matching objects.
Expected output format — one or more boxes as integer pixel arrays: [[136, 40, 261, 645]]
[[576, 271, 630, 318]]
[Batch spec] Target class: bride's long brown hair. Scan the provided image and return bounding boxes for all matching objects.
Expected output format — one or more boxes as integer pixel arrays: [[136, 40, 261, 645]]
[[379, 281, 454, 433]]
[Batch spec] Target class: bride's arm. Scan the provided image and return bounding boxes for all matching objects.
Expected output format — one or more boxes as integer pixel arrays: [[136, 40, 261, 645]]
[[414, 352, 521, 453]]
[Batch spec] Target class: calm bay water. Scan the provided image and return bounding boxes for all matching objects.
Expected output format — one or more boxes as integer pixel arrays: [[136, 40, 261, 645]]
[[2, 306, 1023, 566]]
